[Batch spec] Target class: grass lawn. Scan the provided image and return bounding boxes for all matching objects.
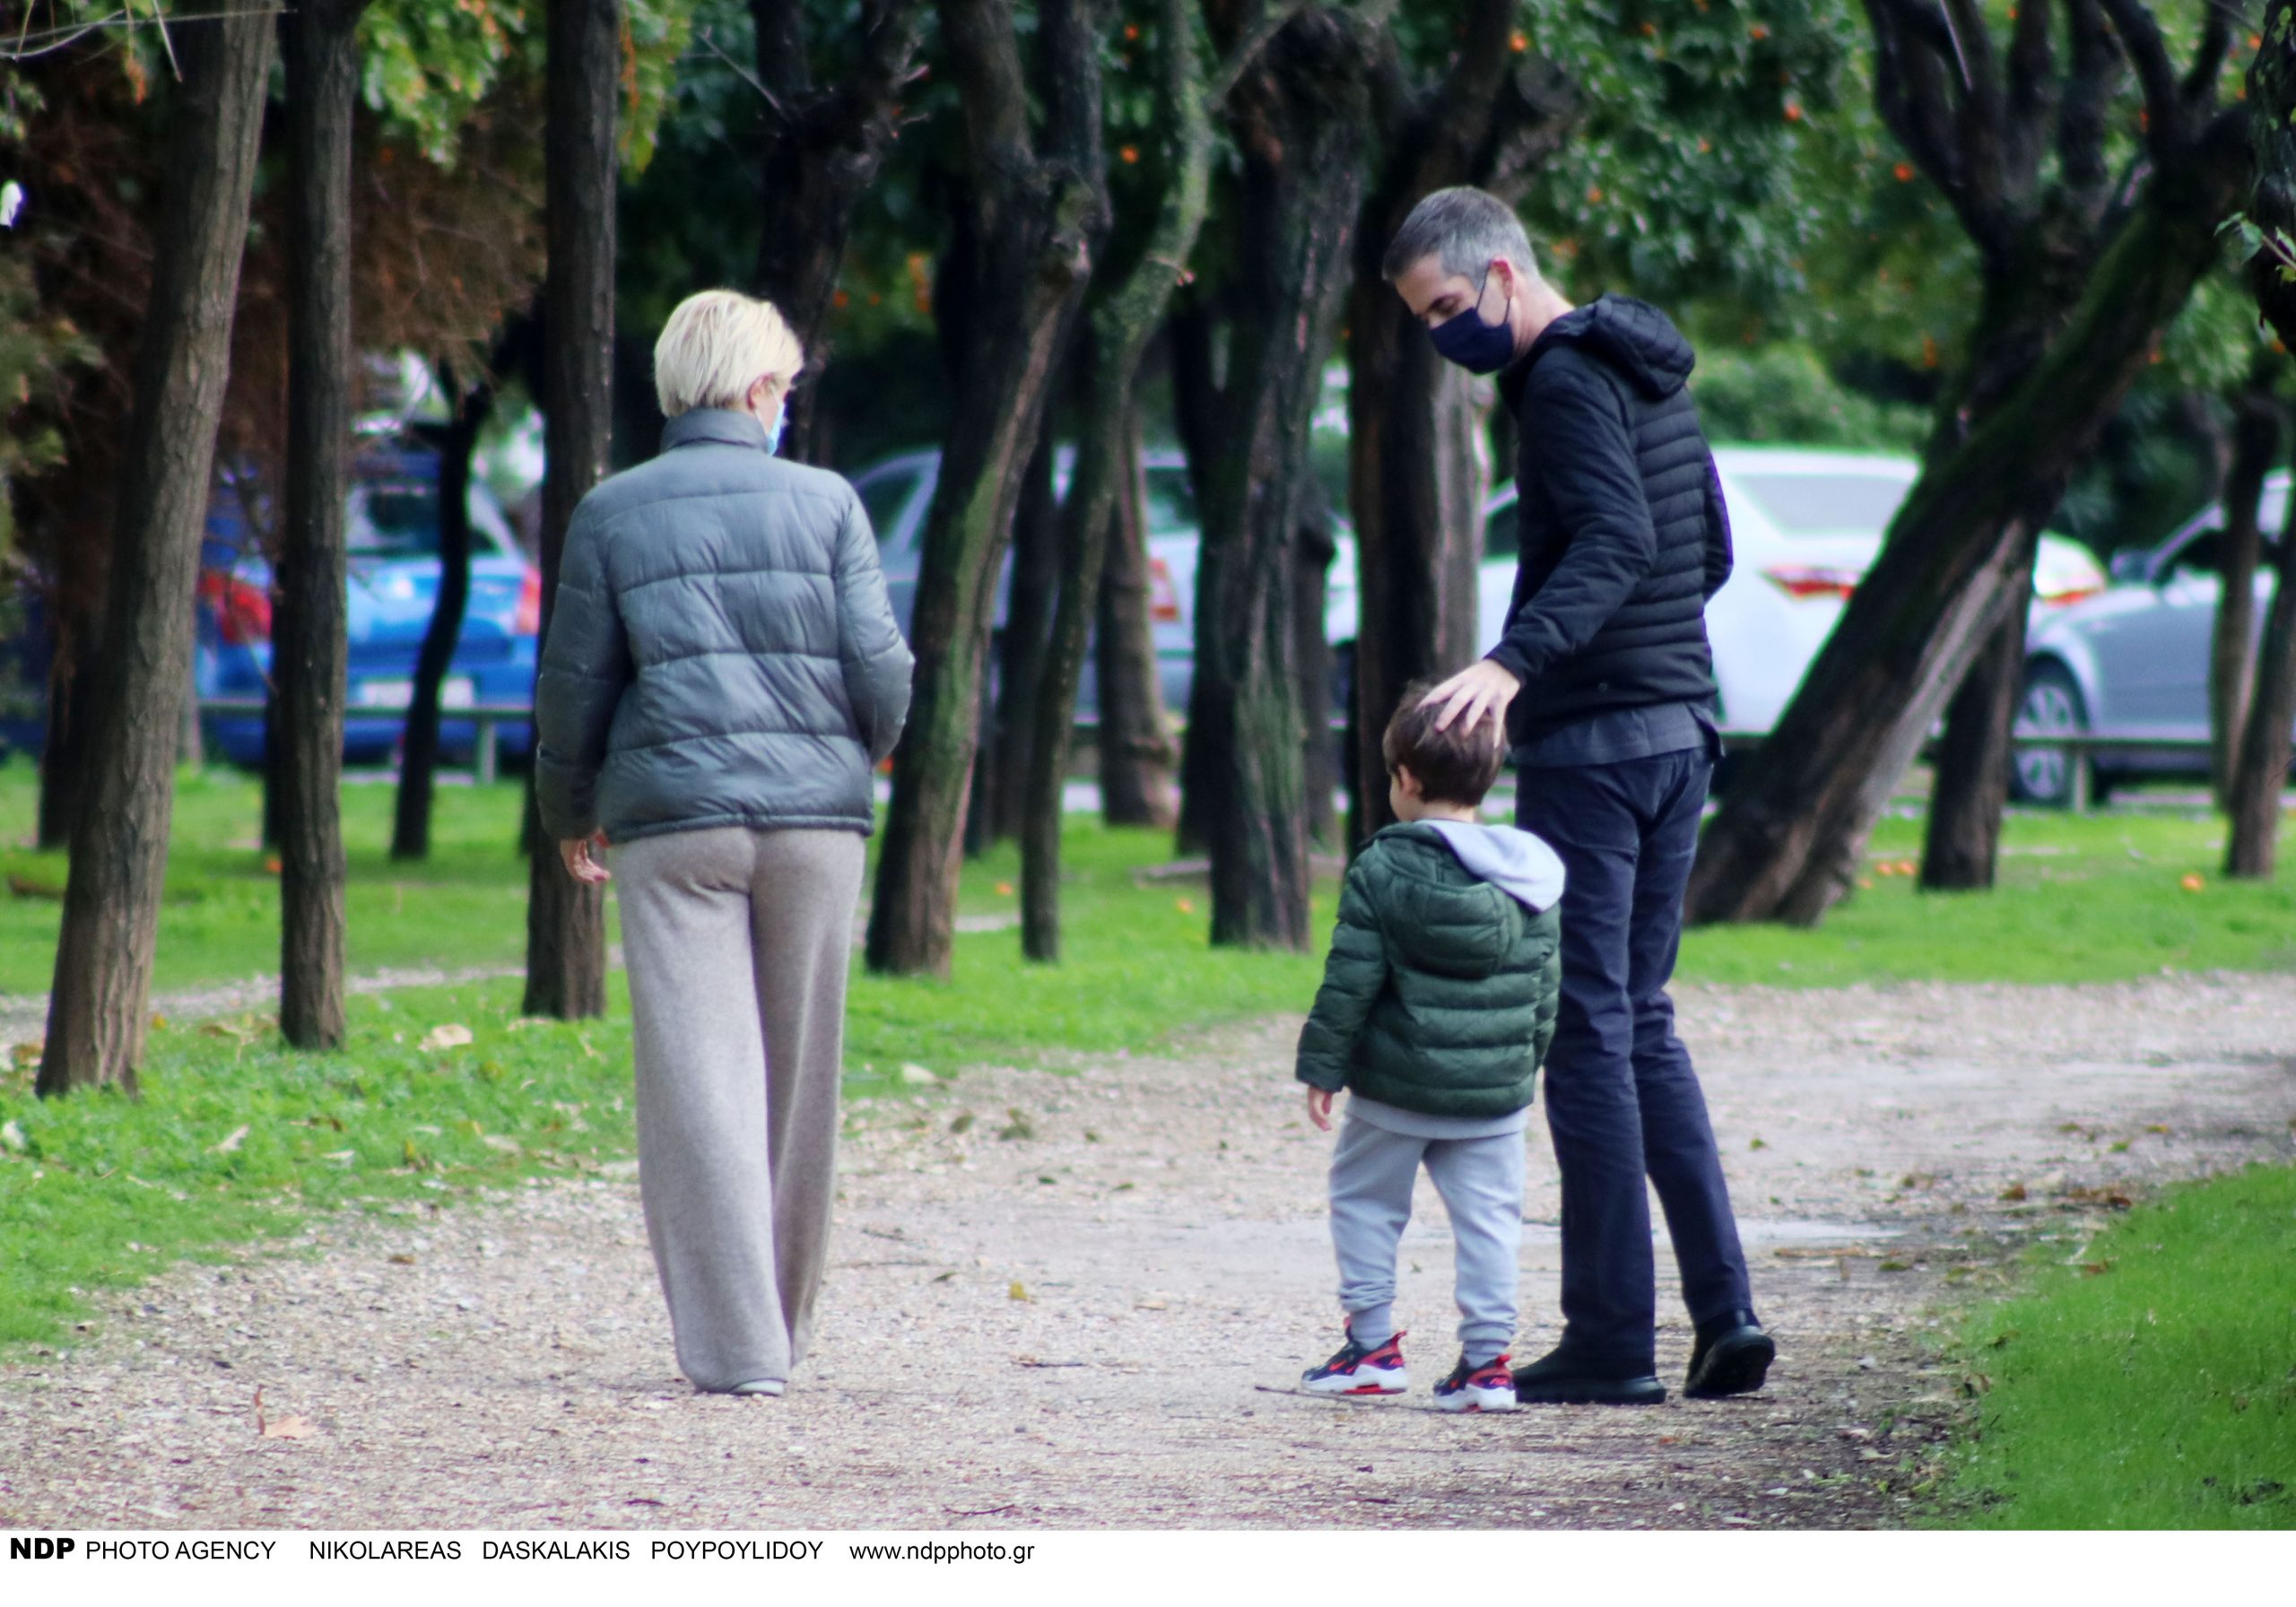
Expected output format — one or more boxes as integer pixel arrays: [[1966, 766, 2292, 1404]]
[[1938, 1162, 2296, 1528], [1676, 803, 2296, 987]]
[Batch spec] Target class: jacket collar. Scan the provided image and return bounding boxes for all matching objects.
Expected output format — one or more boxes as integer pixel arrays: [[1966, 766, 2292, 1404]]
[[661, 406, 770, 453]]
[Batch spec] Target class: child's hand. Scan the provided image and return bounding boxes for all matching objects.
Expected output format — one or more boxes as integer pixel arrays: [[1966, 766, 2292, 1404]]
[[1305, 1087, 1335, 1132]]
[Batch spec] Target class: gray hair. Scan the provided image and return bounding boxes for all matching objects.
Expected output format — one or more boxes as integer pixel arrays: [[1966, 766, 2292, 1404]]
[[1381, 187, 1543, 285]]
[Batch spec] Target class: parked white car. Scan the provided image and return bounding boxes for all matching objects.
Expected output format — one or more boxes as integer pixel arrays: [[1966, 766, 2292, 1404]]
[[1466, 447, 2108, 734]]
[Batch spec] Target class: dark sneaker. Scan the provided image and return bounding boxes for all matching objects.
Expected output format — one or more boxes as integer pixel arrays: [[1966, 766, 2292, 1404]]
[[1300, 1325, 1408, 1395], [1510, 1345, 1666, 1406], [1433, 1353, 1518, 1413], [1684, 1310, 1774, 1399]]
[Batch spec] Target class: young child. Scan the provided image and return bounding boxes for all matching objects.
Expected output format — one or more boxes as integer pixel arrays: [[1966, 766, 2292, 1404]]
[[1294, 682, 1563, 1412]]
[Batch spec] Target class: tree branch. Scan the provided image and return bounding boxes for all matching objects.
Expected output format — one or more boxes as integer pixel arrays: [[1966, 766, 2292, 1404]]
[[940, 0, 1037, 213], [2057, 0, 2122, 202], [2096, 0, 2186, 159], [2005, 0, 2057, 186], [2180, 0, 2236, 114]]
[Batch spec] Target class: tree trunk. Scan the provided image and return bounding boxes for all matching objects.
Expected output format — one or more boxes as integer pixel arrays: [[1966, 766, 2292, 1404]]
[[751, 0, 926, 465], [1341, 0, 1556, 846], [865, 0, 1100, 977], [274, 0, 368, 1051], [1294, 489, 1338, 847], [523, 0, 618, 1021], [2210, 376, 2282, 809], [39, 13, 274, 1095], [988, 431, 1059, 842], [1189, 8, 1370, 950], [2225, 508, 2296, 877], [1022, 0, 1211, 958], [1346, 303, 1491, 841], [1094, 403, 1177, 827], [393, 378, 493, 861], [1918, 543, 2034, 890], [36, 639, 97, 851], [1687, 135, 2248, 927]]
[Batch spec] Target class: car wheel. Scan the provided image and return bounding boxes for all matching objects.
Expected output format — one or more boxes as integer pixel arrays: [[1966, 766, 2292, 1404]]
[[2011, 661, 2089, 808]]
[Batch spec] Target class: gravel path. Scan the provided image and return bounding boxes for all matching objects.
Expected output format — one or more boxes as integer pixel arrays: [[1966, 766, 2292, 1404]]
[[3, 973, 2292, 1530]]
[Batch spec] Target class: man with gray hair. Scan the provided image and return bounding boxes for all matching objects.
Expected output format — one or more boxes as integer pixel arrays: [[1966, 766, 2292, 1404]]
[[1388, 187, 1770, 1405]]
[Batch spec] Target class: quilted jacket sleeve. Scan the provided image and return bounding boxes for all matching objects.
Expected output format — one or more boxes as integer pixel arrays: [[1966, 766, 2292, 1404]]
[[1527, 907, 1562, 1075], [833, 487, 915, 764], [1700, 456, 1734, 601], [1486, 356, 1660, 687], [533, 498, 630, 843], [1294, 859, 1390, 1092]]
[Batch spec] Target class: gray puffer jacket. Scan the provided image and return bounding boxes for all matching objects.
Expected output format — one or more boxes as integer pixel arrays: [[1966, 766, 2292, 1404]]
[[534, 408, 913, 845]]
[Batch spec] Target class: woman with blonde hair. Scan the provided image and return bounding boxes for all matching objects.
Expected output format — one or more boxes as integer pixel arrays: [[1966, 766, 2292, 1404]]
[[535, 289, 913, 1395]]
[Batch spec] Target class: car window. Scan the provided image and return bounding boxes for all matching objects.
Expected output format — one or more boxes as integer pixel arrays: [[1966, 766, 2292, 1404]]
[[857, 468, 918, 545], [350, 481, 514, 560], [1728, 473, 1910, 536], [1484, 499, 1518, 560], [1144, 466, 1197, 533]]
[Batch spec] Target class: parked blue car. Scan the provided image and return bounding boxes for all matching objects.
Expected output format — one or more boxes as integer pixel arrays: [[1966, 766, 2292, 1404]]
[[197, 439, 541, 767]]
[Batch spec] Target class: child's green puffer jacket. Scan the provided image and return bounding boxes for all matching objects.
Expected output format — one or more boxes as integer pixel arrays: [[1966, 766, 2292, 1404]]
[[1294, 821, 1562, 1119]]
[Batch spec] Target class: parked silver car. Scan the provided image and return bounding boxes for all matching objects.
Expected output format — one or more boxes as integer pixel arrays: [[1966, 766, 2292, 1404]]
[[2017, 471, 2292, 804], [849, 447, 1358, 720]]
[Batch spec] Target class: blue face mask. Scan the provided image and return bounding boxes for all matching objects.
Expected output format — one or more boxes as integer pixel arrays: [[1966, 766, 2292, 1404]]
[[765, 405, 787, 457], [1428, 269, 1516, 375]]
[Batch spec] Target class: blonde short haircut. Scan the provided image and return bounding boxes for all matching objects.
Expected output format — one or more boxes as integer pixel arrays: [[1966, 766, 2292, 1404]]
[[653, 289, 804, 418]]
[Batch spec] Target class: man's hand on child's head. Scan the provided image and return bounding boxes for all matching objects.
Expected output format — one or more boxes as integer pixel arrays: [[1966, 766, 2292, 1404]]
[[1306, 1087, 1335, 1132]]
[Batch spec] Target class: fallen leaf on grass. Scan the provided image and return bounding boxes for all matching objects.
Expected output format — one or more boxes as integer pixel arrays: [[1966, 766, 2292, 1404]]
[[2078, 1260, 2115, 1276], [262, 1416, 317, 1440], [387, 1253, 417, 1266], [419, 1024, 474, 1053], [210, 1125, 249, 1155], [0, 1119, 25, 1153], [1008, 1281, 1031, 1302], [1998, 1182, 2028, 1203], [900, 1063, 938, 1087]]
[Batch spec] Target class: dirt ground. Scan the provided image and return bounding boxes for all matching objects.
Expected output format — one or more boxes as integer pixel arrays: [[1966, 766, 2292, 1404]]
[[2, 972, 2292, 1530]]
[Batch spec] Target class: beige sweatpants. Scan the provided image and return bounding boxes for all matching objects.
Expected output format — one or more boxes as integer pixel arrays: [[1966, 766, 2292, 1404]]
[[612, 826, 865, 1392]]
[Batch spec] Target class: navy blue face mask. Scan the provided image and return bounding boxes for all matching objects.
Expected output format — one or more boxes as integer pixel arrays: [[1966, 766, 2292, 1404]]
[[1428, 269, 1516, 374]]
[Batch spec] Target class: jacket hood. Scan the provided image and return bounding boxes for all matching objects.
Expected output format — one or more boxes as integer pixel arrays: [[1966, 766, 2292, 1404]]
[[1518, 294, 1695, 402], [1415, 821, 1566, 914]]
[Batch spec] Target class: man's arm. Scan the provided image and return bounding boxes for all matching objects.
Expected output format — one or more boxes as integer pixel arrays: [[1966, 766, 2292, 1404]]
[[1484, 359, 1658, 687], [1294, 862, 1389, 1091], [534, 500, 631, 845]]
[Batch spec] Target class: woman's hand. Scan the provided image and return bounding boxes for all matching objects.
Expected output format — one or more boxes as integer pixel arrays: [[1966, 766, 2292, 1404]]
[[1305, 1086, 1335, 1133], [560, 830, 611, 885]]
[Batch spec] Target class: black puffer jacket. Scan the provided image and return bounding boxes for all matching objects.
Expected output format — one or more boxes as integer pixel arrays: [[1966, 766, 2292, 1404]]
[[534, 408, 914, 845], [1488, 295, 1732, 747]]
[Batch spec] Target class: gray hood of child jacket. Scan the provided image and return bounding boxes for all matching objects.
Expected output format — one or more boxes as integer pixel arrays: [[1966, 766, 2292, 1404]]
[[1418, 821, 1567, 913]]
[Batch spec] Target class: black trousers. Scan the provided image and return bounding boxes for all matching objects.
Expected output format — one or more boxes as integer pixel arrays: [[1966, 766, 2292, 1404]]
[[1515, 746, 1753, 1373]]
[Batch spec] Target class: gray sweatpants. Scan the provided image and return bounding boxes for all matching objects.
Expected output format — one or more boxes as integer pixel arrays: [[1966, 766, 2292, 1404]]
[[613, 827, 865, 1393], [1329, 1113, 1526, 1364]]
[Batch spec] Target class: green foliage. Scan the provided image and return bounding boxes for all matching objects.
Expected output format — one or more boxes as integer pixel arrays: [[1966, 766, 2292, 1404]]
[[1937, 1162, 2296, 1529], [1525, 0, 1862, 310], [359, 0, 689, 170], [1690, 343, 1927, 451]]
